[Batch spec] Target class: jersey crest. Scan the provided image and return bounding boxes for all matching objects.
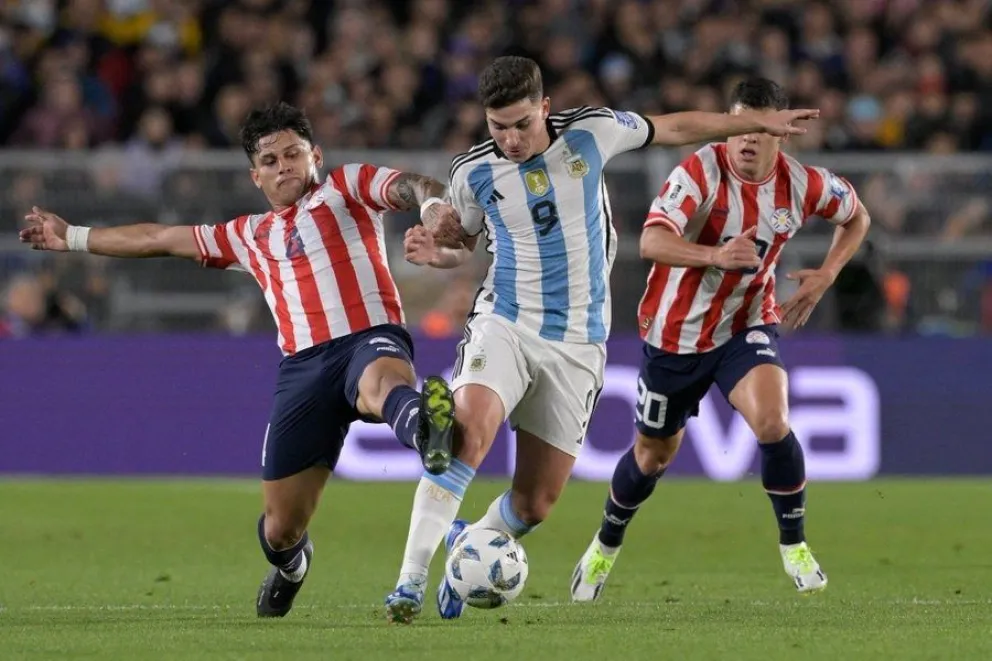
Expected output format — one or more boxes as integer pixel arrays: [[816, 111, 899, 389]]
[[524, 169, 551, 196], [562, 146, 590, 179]]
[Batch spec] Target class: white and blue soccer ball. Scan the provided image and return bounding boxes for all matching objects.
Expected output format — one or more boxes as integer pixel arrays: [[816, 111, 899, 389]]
[[444, 527, 529, 609]]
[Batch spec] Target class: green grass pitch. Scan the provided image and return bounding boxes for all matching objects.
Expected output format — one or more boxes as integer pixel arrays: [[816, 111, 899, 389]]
[[1, 479, 990, 660]]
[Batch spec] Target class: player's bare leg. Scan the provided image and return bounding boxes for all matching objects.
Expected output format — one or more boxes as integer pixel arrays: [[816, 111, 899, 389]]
[[571, 430, 684, 602], [355, 356, 455, 476], [729, 364, 826, 593], [435, 429, 577, 620], [471, 429, 576, 535], [386, 384, 503, 623], [256, 465, 329, 617]]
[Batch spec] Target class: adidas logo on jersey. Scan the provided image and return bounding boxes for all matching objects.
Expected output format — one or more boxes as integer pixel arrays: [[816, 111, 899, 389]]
[[486, 189, 505, 206]]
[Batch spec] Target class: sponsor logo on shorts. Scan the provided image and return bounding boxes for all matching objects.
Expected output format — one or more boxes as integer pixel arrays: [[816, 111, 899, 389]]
[[756, 348, 777, 358], [469, 355, 486, 372], [370, 337, 401, 353], [745, 330, 771, 345]]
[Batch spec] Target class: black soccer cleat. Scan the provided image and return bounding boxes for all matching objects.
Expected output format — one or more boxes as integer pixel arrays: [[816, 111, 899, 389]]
[[417, 376, 455, 475], [256, 540, 314, 618]]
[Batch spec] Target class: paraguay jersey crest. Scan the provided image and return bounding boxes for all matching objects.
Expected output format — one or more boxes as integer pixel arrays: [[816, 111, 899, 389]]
[[562, 146, 589, 178], [524, 169, 551, 196], [769, 207, 797, 234]]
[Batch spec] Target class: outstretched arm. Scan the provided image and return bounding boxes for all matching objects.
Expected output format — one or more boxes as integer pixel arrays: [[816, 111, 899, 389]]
[[646, 108, 820, 146], [19, 206, 200, 259]]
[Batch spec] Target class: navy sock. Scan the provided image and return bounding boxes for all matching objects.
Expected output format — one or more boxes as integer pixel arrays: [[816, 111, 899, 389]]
[[383, 385, 421, 450], [257, 515, 308, 572], [759, 431, 807, 545], [598, 448, 666, 548]]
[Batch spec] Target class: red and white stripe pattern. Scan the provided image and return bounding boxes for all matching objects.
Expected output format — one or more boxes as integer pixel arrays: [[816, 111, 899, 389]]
[[192, 163, 404, 355], [638, 143, 859, 354]]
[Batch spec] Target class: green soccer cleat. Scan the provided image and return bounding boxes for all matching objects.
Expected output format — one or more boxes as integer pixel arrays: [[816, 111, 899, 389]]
[[780, 542, 827, 593], [570, 534, 620, 602], [417, 376, 455, 475]]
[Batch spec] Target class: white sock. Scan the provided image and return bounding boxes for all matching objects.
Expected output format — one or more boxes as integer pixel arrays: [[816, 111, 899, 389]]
[[395, 459, 476, 587], [596, 538, 621, 556], [469, 490, 536, 538], [279, 551, 308, 582]]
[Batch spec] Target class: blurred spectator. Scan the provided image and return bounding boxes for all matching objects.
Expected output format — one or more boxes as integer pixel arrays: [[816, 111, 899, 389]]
[[1, 272, 88, 338], [2, 0, 992, 339], [1, 0, 992, 153], [419, 274, 477, 339]]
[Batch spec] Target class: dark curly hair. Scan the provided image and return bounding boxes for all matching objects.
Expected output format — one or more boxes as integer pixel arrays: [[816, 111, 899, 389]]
[[239, 102, 315, 163]]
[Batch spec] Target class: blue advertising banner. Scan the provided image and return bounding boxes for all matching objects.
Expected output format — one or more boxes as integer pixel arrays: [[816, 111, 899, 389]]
[[1, 334, 989, 479]]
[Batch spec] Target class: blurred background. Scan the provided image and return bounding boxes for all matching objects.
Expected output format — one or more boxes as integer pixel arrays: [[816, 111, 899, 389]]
[[2, 0, 992, 341]]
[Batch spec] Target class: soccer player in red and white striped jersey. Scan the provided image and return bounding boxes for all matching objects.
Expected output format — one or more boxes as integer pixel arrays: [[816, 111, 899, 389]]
[[572, 78, 871, 601], [20, 103, 458, 618]]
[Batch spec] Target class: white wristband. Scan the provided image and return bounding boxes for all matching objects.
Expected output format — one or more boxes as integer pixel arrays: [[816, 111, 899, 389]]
[[66, 225, 91, 252], [420, 197, 445, 217]]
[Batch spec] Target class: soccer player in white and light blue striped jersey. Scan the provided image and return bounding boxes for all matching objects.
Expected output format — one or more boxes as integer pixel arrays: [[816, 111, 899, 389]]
[[385, 56, 818, 623]]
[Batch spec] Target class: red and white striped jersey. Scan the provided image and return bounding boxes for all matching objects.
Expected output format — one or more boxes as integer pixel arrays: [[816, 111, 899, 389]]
[[637, 143, 860, 354], [192, 163, 405, 356]]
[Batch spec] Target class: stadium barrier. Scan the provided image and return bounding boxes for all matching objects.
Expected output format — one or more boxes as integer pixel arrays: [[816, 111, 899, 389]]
[[1, 334, 988, 479]]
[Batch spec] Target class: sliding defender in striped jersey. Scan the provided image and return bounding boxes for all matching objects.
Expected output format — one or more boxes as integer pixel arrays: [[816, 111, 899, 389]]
[[571, 78, 872, 602], [20, 102, 458, 619], [385, 57, 820, 623]]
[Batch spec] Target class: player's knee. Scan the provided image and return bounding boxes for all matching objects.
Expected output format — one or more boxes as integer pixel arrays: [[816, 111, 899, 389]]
[[511, 490, 559, 527], [752, 413, 790, 444], [263, 513, 307, 551], [634, 432, 682, 471]]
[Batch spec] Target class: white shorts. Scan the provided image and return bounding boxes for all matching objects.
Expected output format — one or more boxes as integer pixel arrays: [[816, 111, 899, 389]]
[[450, 314, 606, 457]]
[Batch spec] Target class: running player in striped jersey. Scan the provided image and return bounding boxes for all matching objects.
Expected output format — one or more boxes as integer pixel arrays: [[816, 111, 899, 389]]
[[570, 78, 871, 601], [19, 102, 458, 618], [384, 57, 819, 623]]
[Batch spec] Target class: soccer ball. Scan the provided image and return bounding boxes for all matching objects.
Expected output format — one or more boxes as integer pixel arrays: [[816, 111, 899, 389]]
[[444, 527, 529, 609]]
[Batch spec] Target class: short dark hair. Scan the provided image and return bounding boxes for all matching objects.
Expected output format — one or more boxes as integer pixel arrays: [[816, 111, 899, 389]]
[[239, 102, 314, 163], [478, 56, 544, 109], [729, 78, 789, 111]]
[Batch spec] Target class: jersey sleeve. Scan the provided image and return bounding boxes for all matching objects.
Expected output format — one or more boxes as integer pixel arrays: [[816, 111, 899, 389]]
[[644, 149, 714, 236], [192, 216, 249, 271], [577, 107, 655, 160], [328, 163, 403, 212], [447, 159, 485, 237], [807, 167, 860, 226]]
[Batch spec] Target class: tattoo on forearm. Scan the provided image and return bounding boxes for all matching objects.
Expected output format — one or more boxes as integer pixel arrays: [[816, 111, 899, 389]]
[[388, 173, 446, 211]]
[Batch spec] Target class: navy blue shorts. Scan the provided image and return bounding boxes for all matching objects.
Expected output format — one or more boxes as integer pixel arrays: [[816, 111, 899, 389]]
[[635, 325, 785, 438], [261, 324, 414, 481]]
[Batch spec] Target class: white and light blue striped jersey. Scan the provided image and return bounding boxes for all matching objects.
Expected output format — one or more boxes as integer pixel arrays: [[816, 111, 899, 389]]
[[448, 106, 655, 344]]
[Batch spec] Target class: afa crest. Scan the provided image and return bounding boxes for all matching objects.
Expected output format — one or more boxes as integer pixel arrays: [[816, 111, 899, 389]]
[[562, 147, 589, 179], [524, 169, 551, 196]]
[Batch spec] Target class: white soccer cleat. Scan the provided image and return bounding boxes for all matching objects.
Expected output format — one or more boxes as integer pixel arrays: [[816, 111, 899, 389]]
[[780, 542, 827, 593], [570, 534, 620, 602]]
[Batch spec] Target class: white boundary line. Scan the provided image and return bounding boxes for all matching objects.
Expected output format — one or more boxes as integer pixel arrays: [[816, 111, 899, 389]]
[[3, 598, 989, 614]]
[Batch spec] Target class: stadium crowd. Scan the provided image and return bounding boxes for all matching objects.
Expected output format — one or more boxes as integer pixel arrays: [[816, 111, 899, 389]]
[[3, 0, 992, 152], [2, 0, 992, 338]]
